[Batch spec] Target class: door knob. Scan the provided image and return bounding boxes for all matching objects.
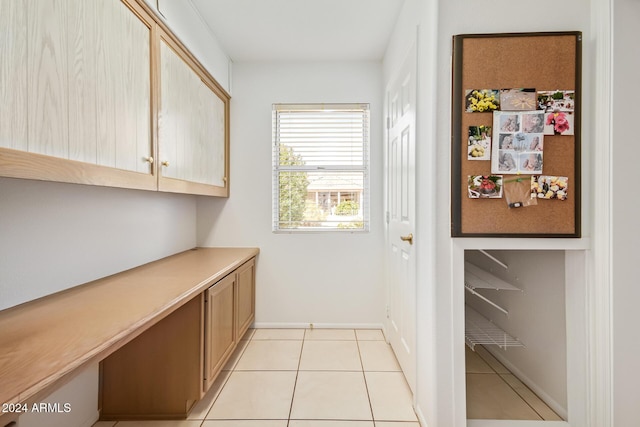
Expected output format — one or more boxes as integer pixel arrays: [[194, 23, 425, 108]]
[[400, 233, 413, 245]]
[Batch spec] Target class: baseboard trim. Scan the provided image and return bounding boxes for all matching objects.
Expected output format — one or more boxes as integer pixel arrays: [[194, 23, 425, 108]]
[[414, 402, 427, 426], [81, 410, 101, 427], [252, 322, 385, 330]]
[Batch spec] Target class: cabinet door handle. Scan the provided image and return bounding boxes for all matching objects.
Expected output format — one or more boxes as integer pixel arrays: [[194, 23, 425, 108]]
[[144, 156, 154, 164], [161, 160, 170, 167]]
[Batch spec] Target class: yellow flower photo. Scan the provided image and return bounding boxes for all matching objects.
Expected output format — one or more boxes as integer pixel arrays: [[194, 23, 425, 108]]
[[465, 89, 500, 113]]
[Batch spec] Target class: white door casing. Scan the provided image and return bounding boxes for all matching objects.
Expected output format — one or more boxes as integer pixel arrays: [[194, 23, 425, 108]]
[[385, 43, 417, 393]]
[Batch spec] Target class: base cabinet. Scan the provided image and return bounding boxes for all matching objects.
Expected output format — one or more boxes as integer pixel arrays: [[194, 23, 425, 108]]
[[100, 256, 256, 420], [204, 273, 236, 392], [236, 258, 256, 339]]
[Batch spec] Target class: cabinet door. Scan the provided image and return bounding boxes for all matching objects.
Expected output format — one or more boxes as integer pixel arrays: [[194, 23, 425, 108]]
[[236, 259, 256, 340], [204, 273, 236, 392], [157, 32, 229, 197], [0, 0, 156, 190]]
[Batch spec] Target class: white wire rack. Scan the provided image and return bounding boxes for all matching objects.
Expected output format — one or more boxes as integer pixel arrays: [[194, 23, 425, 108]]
[[465, 305, 524, 351], [464, 262, 522, 315]]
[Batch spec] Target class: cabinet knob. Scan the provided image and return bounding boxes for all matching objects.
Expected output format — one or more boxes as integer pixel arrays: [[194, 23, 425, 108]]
[[161, 160, 170, 167], [144, 156, 154, 164]]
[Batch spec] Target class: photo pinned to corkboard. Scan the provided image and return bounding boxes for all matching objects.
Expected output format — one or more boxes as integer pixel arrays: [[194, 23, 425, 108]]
[[491, 111, 545, 175], [465, 89, 500, 112], [451, 31, 581, 237], [468, 175, 503, 199], [531, 175, 569, 200], [468, 125, 492, 160], [500, 88, 537, 111]]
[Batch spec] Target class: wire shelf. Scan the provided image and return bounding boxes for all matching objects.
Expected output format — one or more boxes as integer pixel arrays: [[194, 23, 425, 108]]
[[465, 305, 524, 351], [465, 262, 521, 291]]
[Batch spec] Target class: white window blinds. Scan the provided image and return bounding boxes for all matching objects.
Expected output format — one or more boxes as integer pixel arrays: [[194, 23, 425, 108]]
[[272, 103, 370, 231]]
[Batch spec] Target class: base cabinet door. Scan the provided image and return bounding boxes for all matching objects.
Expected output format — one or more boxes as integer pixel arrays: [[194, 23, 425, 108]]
[[204, 273, 236, 392], [236, 259, 255, 340]]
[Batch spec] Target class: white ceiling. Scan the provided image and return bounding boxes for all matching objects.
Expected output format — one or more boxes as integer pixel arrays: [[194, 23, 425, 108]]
[[189, 0, 405, 62]]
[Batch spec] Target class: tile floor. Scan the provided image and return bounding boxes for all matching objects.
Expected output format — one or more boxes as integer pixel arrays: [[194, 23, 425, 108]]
[[94, 328, 419, 427], [465, 345, 562, 421]]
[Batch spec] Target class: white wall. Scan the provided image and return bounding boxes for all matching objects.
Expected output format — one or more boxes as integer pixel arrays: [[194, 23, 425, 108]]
[[0, 178, 196, 311], [612, 0, 640, 426], [383, 0, 592, 426], [197, 61, 385, 327]]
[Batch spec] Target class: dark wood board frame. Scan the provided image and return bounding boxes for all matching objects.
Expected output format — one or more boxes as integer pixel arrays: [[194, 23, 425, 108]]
[[451, 32, 582, 237]]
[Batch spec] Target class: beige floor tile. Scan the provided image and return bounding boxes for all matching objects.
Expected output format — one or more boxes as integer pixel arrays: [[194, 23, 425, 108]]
[[466, 373, 542, 420], [473, 345, 509, 374], [291, 371, 372, 420], [252, 328, 306, 340], [358, 341, 401, 372], [375, 423, 421, 427], [202, 421, 288, 427], [114, 422, 201, 427], [207, 371, 297, 419], [222, 338, 251, 371], [290, 422, 374, 427], [188, 370, 232, 419], [355, 329, 385, 341], [500, 374, 563, 421], [304, 328, 356, 340], [365, 372, 417, 422], [299, 340, 362, 371], [234, 340, 302, 370], [465, 346, 494, 374]]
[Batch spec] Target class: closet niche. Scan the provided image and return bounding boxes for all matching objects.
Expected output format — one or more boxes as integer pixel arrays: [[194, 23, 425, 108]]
[[464, 249, 567, 422]]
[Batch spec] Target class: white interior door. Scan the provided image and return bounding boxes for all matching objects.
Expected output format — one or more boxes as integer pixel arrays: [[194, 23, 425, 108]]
[[385, 44, 417, 393]]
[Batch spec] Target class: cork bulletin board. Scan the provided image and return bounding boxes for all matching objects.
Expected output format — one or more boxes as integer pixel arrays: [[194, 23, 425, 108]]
[[451, 32, 582, 237]]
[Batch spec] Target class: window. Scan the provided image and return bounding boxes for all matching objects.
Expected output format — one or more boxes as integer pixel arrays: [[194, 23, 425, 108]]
[[272, 103, 370, 232]]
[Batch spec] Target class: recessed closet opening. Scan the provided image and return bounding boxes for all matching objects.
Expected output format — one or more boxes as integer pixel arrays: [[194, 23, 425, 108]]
[[464, 249, 567, 422]]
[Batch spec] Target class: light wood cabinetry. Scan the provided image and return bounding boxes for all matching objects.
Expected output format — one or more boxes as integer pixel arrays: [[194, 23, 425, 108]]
[[204, 273, 236, 391], [236, 258, 256, 339], [157, 31, 229, 196], [202, 258, 256, 392], [0, 248, 257, 426], [0, 0, 230, 196], [98, 253, 256, 420], [1, 0, 157, 191]]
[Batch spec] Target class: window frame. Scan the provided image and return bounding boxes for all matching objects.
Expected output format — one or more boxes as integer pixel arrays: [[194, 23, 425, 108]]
[[272, 103, 370, 233]]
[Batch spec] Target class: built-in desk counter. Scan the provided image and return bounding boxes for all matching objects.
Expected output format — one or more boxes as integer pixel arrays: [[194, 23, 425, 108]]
[[0, 247, 258, 422]]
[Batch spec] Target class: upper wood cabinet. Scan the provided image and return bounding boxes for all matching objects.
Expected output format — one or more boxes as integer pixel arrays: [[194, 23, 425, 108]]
[[0, 0, 156, 191], [0, 0, 230, 197], [157, 31, 229, 197]]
